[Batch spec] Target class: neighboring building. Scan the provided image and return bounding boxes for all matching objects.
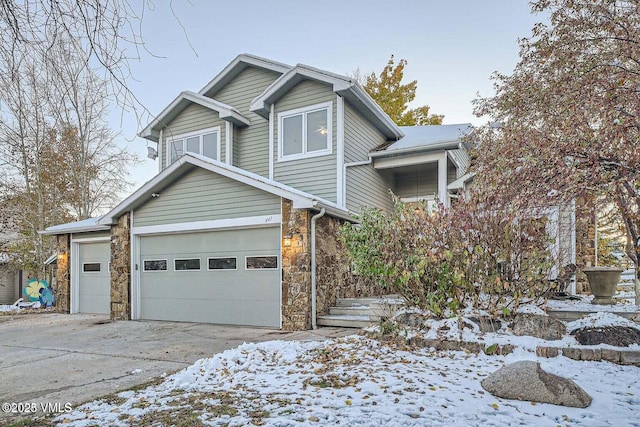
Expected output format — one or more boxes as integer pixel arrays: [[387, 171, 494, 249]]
[[42, 54, 474, 330]]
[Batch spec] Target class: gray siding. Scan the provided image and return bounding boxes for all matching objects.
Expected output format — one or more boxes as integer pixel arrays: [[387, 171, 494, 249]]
[[273, 80, 337, 203], [214, 67, 282, 176], [393, 163, 439, 199], [447, 158, 457, 184], [0, 266, 18, 304], [134, 167, 281, 227], [160, 103, 227, 169], [344, 102, 393, 212]]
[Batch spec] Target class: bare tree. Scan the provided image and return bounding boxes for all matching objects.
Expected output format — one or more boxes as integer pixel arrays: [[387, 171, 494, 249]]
[[0, 0, 150, 117], [46, 37, 138, 219]]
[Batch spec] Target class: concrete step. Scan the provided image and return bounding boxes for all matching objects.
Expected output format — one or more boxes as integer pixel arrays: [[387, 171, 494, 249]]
[[335, 295, 402, 307], [317, 314, 373, 328], [329, 306, 372, 316]]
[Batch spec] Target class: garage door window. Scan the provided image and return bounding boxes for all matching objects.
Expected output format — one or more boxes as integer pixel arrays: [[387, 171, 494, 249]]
[[83, 262, 101, 273], [208, 257, 237, 270], [144, 259, 167, 272], [246, 256, 278, 270], [175, 258, 201, 271]]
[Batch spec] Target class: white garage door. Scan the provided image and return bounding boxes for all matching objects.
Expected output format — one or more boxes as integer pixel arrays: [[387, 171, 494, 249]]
[[139, 226, 280, 327], [78, 242, 111, 314]]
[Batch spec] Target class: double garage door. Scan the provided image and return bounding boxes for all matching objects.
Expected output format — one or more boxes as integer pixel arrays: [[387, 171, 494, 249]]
[[139, 227, 280, 327]]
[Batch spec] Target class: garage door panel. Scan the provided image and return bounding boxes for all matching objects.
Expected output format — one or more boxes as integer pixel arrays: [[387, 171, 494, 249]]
[[77, 242, 110, 314], [139, 226, 280, 326], [140, 298, 280, 327]]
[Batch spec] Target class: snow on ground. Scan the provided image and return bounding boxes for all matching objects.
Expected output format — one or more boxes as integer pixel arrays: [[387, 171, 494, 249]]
[[55, 313, 640, 427], [0, 304, 19, 312]]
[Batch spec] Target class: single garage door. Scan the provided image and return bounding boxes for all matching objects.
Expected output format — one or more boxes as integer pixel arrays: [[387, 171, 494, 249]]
[[139, 226, 280, 327], [78, 241, 111, 314]]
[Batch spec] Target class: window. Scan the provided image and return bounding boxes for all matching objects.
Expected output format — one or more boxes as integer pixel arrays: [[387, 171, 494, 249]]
[[246, 256, 278, 270], [143, 259, 167, 272], [174, 258, 201, 271], [278, 102, 332, 161], [167, 127, 220, 165], [208, 257, 237, 270], [82, 262, 101, 273]]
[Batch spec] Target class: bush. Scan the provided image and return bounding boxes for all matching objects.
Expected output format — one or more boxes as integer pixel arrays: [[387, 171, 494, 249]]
[[339, 196, 555, 317]]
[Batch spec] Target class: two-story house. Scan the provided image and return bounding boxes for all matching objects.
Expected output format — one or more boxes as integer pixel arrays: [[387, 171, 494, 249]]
[[43, 54, 472, 330]]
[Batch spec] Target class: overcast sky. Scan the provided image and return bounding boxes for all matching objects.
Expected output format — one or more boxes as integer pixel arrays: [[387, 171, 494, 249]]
[[114, 0, 545, 188]]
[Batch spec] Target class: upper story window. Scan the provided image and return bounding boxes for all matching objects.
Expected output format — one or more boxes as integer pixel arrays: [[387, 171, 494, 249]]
[[167, 126, 220, 166], [278, 102, 332, 162]]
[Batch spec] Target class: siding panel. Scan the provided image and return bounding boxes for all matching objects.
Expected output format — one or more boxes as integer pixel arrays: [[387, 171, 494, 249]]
[[214, 68, 282, 177], [274, 80, 337, 202], [134, 167, 281, 227], [160, 104, 227, 169], [344, 102, 393, 212]]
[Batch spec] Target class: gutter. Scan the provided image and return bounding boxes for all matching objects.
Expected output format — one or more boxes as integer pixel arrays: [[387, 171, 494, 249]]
[[310, 208, 326, 330], [369, 140, 463, 158]]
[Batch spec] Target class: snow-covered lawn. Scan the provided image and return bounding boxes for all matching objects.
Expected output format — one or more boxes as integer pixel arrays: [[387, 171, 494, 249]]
[[56, 315, 639, 427]]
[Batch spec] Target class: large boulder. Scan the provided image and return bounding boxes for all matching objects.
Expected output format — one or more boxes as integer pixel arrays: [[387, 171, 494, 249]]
[[511, 313, 566, 340], [481, 360, 592, 408], [572, 326, 640, 347]]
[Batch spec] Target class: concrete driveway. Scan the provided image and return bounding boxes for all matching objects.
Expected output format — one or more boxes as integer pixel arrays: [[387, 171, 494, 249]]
[[0, 313, 352, 424]]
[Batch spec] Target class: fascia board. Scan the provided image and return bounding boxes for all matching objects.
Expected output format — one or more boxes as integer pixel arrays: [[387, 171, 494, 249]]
[[199, 54, 292, 97]]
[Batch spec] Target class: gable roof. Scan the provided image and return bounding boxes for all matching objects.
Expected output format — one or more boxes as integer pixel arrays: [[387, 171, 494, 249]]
[[139, 91, 250, 142], [97, 153, 352, 226], [250, 64, 404, 140], [199, 53, 292, 98], [371, 123, 473, 157]]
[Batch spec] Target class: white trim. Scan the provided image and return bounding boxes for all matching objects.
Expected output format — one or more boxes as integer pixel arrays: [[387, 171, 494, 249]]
[[437, 153, 448, 207], [245, 255, 279, 270], [70, 236, 111, 244], [206, 256, 238, 271], [142, 259, 168, 272], [166, 126, 221, 167], [139, 91, 249, 141], [173, 258, 202, 272], [279, 212, 283, 329], [269, 103, 275, 180], [199, 54, 291, 97], [225, 122, 232, 165], [99, 153, 349, 225], [277, 101, 333, 162], [373, 152, 444, 170], [158, 129, 163, 174], [132, 215, 281, 236], [131, 212, 141, 320], [70, 240, 80, 314], [336, 95, 345, 207]]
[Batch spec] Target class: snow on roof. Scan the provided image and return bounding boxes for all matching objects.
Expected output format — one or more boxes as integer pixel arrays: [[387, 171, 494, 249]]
[[40, 217, 110, 235], [374, 123, 473, 156]]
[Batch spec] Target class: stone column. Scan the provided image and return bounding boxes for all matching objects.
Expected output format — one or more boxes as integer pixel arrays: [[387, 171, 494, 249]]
[[281, 199, 311, 331], [574, 196, 596, 293], [110, 212, 131, 320], [55, 234, 71, 313]]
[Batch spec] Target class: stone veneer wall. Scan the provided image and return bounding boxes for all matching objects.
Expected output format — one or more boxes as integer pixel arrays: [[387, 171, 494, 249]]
[[574, 197, 596, 293], [281, 200, 311, 331], [315, 215, 384, 316], [55, 234, 71, 313], [110, 213, 131, 320]]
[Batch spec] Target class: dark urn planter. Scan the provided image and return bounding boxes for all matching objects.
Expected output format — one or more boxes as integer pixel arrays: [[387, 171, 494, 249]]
[[582, 267, 625, 305]]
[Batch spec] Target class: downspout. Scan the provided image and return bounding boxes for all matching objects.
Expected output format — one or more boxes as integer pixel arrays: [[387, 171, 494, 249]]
[[311, 208, 326, 330]]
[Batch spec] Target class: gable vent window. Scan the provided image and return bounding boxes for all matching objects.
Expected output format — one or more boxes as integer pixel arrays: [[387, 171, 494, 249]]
[[167, 126, 220, 166], [278, 102, 332, 161]]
